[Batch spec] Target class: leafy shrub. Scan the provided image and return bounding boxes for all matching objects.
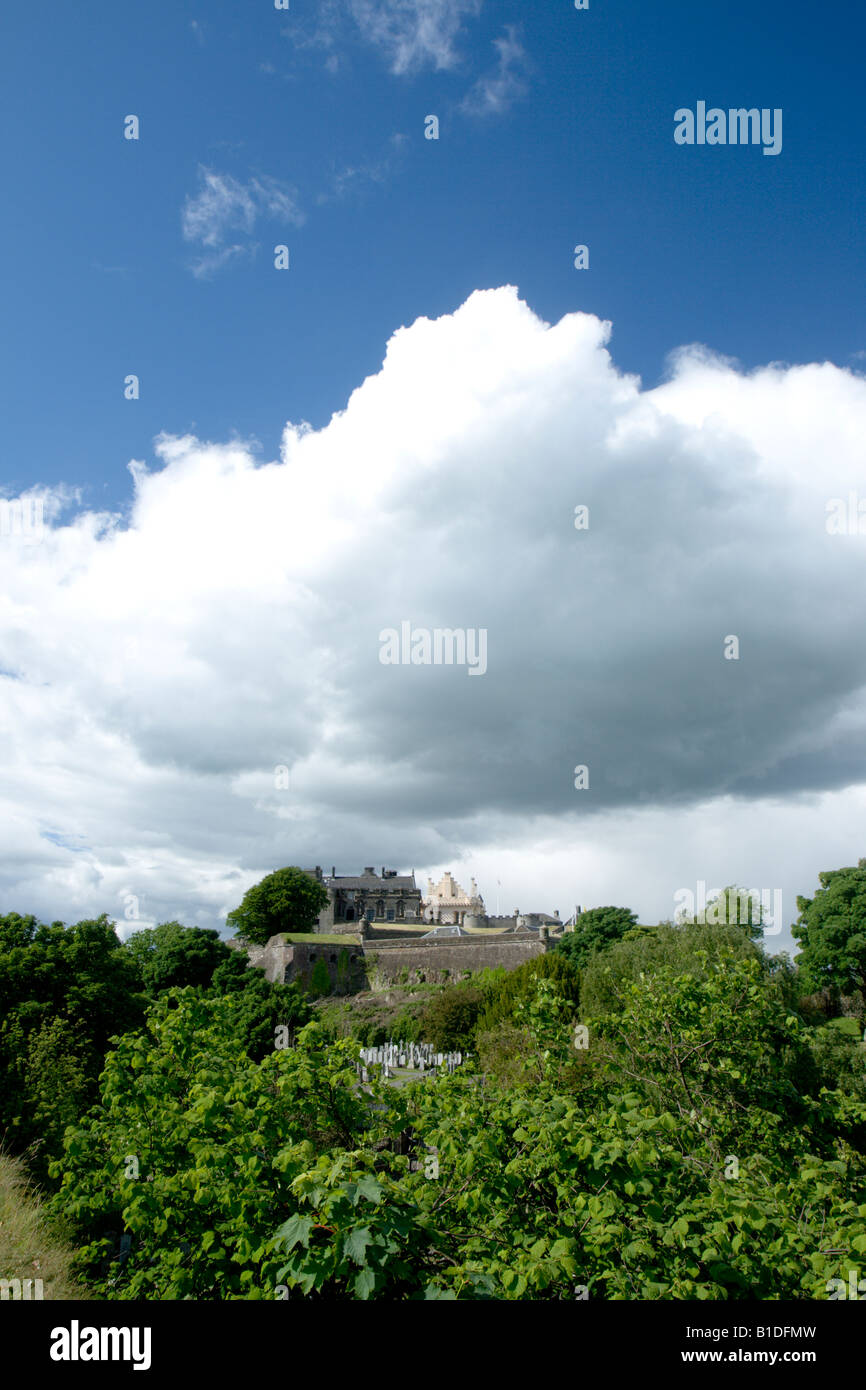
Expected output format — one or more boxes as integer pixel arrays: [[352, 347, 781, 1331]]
[[475, 953, 579, 1034], [422, 985, 484, 1049]]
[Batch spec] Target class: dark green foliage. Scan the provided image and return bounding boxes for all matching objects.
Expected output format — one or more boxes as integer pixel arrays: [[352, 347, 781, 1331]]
[[0, 913, 146, 1178], [309, 957, 332, 999], [122, 921, 232, 996], [314, 990, 429, 1046], [806, 1022, 866, 1104], [554, 905, 639, 971], [421, 985, 483, 1049], [793, 859, 866, 1004], [209, 952, 311, 1061], [0, 908, 309, 1178], [475, 952, 579, 1034], [336, 948, 351, 993], [227, 867, 330, 947]]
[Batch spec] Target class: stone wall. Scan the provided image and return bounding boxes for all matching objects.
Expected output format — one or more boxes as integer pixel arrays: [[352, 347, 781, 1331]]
[[291, 941, 368, 994], [229, 935, 294, 985], [360, 934, 546, 987], [235, 931, 547, 993]]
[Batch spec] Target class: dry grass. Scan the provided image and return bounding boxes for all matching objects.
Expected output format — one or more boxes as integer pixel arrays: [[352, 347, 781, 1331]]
[[0, 1152, 90, 1299]]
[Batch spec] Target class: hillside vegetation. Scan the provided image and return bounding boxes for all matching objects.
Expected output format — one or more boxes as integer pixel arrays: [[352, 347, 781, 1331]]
[[0, 863, 864, 1299], [0, 1154, 88, 1299]]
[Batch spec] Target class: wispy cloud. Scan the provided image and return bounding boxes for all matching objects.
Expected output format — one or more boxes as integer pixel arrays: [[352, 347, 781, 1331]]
[[305, 0, 482, 75], [460, 27, 530, 116], [181, 168, 305, 278], [317, 133, 409, 204], [350, 0, 482, 73]]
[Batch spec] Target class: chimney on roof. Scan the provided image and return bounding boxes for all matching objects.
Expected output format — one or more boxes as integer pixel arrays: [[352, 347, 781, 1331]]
[[331, 866, 336, 878]]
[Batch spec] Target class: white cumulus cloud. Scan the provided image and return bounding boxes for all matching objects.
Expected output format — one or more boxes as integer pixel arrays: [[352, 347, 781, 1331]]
[[3, 287, 866, 945]]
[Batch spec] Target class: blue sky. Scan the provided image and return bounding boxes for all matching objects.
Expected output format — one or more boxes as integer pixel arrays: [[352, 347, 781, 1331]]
[[2, 0, 866, 946], [3, 0, 864, 514]]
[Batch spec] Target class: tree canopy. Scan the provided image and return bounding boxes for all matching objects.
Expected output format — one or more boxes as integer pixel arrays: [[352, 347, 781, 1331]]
[[676, 884, 766, 940], [553, 905, 639, 971], [122, 921, 232, 995], [227, 867, 330, 946], [793, 859, 866, 1002]]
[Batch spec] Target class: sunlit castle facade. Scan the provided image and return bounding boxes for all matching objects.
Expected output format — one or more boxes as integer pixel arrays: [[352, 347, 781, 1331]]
[[423, 872, 486, 928]]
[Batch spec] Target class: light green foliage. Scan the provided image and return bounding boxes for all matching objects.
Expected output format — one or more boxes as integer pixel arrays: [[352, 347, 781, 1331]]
[[579, 920, 761, 1018], [51, 998, 383, 1299], [26, 900, 866, 1302]]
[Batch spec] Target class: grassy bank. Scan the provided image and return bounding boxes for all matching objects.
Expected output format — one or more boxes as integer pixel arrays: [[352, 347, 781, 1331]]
[[0, 1153, 89, 1299]]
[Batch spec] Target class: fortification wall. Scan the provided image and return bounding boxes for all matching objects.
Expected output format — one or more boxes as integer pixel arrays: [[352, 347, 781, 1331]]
[[360, 935, 545, 986], [238, 931, 547, 992], [229, 935, 293, 985]]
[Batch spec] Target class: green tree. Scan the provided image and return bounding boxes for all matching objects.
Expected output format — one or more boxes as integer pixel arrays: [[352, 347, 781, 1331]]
[[123, 921, 231, 995], [422, 985, 483, 1049], [579, 920, 761, 1018], [209, 948, 312, 1059], [227, 868, 330, 946], [49, 961, 866, 1301], [554, 906, 638, 971], [792, 860, 866, 1005], [23, 1016, 95, 1163], [677, 884, 765, 940], [475, 953, 580, 1034], [0, 913, 145, 1174], [51, 996, 390, 1299]]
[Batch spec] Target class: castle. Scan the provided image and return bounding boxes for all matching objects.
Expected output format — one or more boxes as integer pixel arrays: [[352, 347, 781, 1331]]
[[304, 866, 423, 928], [237, 866, 573, 993], [303, 866, 568, 936]]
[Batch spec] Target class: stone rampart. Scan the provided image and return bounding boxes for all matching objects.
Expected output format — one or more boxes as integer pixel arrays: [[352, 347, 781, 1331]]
[[236, 931, 547, 992]]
